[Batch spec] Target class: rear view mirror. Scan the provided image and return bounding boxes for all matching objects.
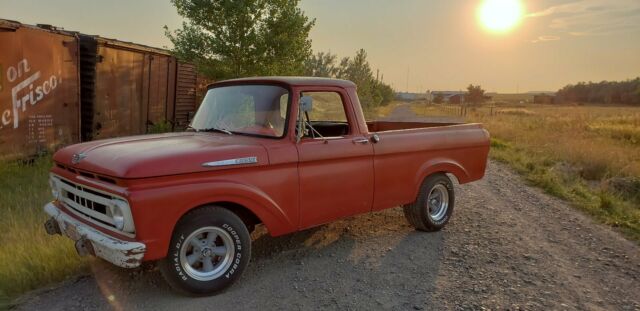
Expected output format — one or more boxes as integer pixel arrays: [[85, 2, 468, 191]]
[[300, 96, 313, 113]]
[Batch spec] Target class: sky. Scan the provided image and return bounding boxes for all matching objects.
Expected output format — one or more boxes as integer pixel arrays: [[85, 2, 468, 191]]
[[1, 0, 639, 93]]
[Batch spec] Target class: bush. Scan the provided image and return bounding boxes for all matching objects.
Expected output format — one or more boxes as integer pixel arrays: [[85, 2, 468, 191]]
[[147, 120, 173, 134]]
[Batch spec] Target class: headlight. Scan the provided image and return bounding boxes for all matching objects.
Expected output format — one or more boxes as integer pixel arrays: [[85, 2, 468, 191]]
[[110, 199, 128, 231], [49, 176, 60, 199]]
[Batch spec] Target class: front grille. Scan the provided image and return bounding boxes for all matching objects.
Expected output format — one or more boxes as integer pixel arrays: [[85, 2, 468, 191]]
[[54, 176, 118, 229]]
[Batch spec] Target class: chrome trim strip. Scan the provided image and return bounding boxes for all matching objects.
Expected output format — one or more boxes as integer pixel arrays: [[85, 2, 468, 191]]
[[202, 156, 258, 167]]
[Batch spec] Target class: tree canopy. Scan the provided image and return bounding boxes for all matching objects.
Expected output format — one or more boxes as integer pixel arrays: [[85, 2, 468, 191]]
[[165, 0, 315, 79], [305, 49, 395, 112], [466, 84, 488, 105]]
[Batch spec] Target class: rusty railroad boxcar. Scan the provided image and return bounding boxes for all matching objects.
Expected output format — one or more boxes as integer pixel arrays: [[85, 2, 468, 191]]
[[0, 19, 199, 159]]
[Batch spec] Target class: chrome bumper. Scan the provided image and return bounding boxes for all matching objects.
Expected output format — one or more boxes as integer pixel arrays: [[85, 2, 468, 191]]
[[43, 202, 146, 268]]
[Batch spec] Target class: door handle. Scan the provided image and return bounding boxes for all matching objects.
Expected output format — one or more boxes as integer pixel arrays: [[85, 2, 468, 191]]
[[352, 137, 369, 145]]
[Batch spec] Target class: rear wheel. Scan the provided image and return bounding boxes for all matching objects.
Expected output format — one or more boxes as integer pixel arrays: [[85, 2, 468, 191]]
[[403, 173, 455, 231], [159, 206, 251, 295]]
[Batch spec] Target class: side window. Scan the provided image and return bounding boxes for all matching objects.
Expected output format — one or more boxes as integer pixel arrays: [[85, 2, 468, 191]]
[[300, 91, 350, 138], [301, 92, 347, 122]]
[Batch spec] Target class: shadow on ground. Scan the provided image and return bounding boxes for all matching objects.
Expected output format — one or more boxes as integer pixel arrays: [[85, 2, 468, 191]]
[[15, 208, 445, 311]]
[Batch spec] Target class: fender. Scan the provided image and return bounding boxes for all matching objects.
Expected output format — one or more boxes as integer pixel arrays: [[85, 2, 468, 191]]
[[412, 158, 469, 200], [178, 181, 295, 236], [130, 180, 295, 260]]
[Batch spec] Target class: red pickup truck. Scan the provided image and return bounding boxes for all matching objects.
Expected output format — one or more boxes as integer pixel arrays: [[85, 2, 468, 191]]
[[43, 77, 489, 295]]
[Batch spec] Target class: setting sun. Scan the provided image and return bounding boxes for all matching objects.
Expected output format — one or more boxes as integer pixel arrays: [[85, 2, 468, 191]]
[[478, 0, 524, 33]]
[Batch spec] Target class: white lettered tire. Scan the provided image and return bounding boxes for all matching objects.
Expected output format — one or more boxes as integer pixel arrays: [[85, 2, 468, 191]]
[[159, 206, 251, 295], [403, 173, 455, 232]]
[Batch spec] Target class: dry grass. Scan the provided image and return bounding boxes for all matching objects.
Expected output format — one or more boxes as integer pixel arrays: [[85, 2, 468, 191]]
[[411, 103, 640, 241], [490, 93, 534, 104], [0, 157, 87, 304], [368, 101, 403, 119]]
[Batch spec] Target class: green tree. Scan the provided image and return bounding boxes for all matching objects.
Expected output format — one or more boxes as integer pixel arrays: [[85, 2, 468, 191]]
[[466, 84, 487, 105], [165, 0, 315, 79], [305, 51, 339, 77], [304, 48, 395, 112], [337, 49, 377, 107], [556, 78, 640, 105]]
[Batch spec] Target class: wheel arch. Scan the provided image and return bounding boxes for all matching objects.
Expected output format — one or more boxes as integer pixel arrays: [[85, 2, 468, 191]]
[[412, 158, 467, 202], [144, 181, 296, 261]]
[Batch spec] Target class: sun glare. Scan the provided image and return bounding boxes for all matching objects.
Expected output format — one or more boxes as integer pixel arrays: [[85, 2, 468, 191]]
[[478, 0, 524, 33]]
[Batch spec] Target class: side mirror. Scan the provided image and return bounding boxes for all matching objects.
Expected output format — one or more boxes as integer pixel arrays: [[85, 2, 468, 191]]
[[300, 96, 313, 113]]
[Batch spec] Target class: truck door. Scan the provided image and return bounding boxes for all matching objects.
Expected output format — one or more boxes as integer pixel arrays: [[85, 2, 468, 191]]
[[295, 89, 374, 229]]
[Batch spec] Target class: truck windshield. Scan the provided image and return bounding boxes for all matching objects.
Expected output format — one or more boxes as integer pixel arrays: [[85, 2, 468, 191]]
[[190, 85, 290, 138]]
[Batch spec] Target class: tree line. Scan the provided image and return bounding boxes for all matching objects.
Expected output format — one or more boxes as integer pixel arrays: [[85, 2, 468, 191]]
[[304, 50, 395, 110], [556, 78, 640, 105], [165, 0, 395, 112]]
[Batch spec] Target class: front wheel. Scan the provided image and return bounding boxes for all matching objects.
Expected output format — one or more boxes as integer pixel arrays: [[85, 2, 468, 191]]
[[403, 173, 455, 231], [159, 206, 251, 295]]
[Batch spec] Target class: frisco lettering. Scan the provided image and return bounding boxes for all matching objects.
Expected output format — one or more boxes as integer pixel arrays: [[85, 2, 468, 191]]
[[1, 58, 60, 129]]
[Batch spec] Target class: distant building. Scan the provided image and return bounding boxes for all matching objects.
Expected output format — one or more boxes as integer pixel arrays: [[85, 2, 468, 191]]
[[448, 94, 464, 105], [396, 92, 428, 101]]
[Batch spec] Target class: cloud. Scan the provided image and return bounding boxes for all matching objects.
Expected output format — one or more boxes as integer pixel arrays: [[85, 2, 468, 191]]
[[531, 35, 561, 43], [529, 0, 640, 36]]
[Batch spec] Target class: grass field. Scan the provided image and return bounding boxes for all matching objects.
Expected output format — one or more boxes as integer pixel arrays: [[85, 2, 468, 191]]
[[411, 102, 640, 241], [0, 157, 87, 306]]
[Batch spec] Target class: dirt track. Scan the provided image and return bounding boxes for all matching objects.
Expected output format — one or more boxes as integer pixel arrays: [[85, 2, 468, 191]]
[[14, 105, 640, 310]]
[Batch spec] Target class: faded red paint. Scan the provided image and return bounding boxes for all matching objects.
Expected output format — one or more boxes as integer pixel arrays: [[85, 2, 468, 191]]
[[50, 77, 490, 262]]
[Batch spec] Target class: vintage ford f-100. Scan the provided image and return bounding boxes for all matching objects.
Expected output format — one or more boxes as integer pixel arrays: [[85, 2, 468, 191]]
[[43, 77, 489, 294]]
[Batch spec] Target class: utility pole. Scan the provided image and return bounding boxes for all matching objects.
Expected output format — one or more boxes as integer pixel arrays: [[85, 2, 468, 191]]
[[406, 66, 410, 93]]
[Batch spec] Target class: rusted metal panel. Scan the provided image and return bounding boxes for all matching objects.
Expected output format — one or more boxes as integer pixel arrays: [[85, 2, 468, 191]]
[[174, 62, 198, 129], [90, 39, 181, 139], [90, 43, 146, 139], [0, 22, 81, 159], [1, 19, 200, 158], [146, 54, 171, 128]]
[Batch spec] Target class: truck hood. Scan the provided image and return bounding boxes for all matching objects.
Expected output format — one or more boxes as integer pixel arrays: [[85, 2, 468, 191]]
[[53, 132, 268, 178]]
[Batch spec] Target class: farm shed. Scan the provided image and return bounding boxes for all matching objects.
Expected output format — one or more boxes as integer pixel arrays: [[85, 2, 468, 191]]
[[0, 19, 200, 159]]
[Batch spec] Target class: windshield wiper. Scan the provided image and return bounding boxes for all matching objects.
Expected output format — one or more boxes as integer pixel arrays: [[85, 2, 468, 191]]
[[198, 127, 233, 135]]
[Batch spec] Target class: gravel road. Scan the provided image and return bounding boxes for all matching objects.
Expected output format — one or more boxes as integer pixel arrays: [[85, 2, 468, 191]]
[[14, 105, 640, 310]]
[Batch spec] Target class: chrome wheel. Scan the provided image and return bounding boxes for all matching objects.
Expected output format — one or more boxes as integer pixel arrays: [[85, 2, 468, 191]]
[[180, 226, 234, 281], [427, 183, 449, 222]]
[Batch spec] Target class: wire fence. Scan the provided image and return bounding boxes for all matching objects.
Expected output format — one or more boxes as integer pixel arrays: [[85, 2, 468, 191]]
[[413, 103, 500, 118]]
